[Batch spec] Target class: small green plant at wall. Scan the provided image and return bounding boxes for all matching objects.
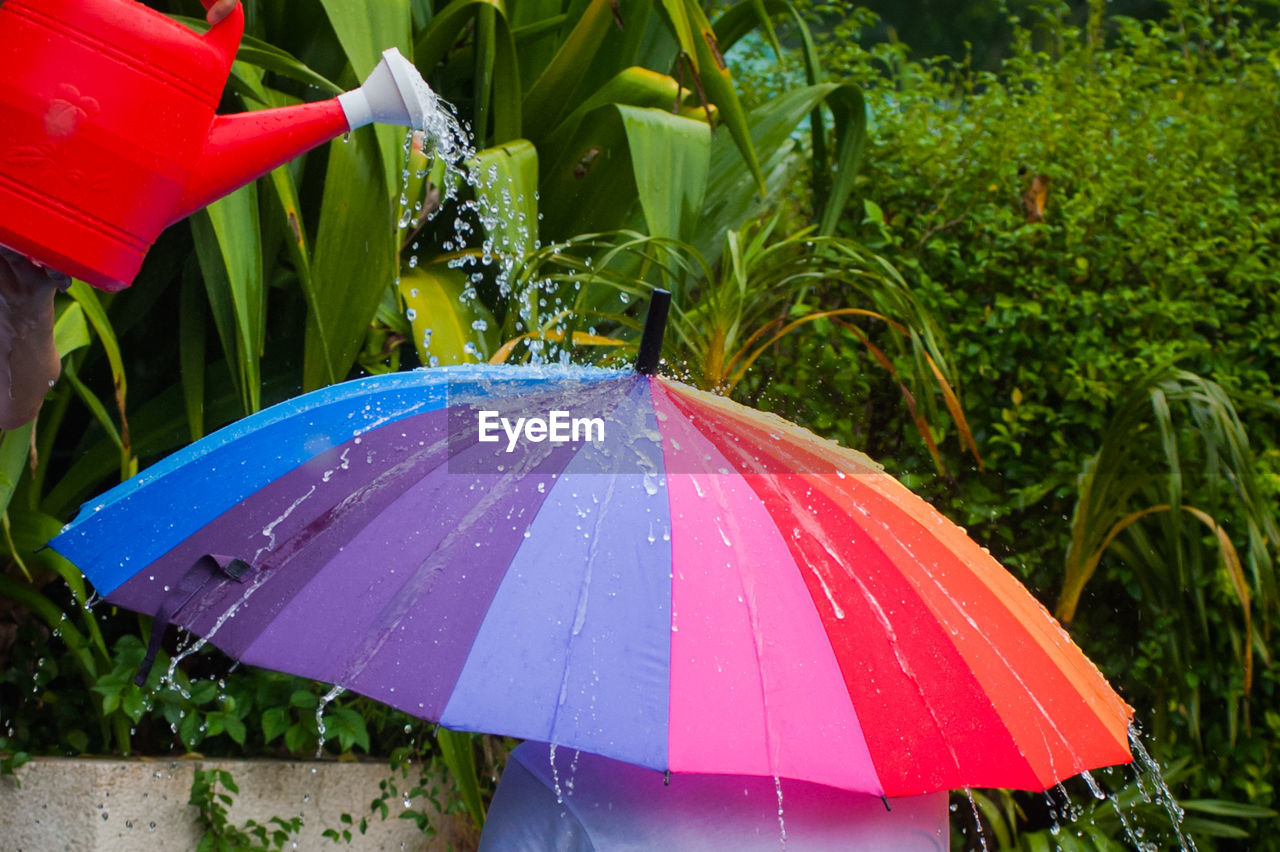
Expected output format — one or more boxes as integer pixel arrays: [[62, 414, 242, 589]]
[[189, 768, 303, 852]]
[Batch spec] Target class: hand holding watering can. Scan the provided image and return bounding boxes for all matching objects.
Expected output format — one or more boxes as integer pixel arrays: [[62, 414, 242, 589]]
[[0, 0, 440, 428]]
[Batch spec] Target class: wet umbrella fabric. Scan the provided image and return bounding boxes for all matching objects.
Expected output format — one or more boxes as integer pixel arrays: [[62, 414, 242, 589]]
[[51, 362, 1132, 797], [479, 741, 949, 851]]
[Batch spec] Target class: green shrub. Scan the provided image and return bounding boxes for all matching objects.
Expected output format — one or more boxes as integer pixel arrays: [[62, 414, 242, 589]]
[[735, 0, 1280, 845]]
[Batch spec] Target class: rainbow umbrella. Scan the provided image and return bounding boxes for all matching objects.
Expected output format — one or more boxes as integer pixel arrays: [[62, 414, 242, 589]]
[[50, 292, 1132, 797]]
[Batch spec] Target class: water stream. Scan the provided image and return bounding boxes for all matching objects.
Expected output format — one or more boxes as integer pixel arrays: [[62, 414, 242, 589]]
[[957, 724, 1199, 851]]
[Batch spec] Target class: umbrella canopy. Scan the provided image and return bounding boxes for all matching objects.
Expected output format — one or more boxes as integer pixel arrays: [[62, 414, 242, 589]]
[[51, 359, 1132, 797], [480, 741, 949, 850]]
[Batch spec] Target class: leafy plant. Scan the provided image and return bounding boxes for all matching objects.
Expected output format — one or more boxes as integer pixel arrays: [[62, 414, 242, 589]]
[[742, 0, 1280, 844], [1058, 367, 1278, 716], [489, 217, 980, 473], [189, 768, 303, 852]]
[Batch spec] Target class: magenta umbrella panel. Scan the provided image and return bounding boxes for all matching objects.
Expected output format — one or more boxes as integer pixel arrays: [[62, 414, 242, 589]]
[[480, 742, 949, 851], [51, 362, 1132, 798]]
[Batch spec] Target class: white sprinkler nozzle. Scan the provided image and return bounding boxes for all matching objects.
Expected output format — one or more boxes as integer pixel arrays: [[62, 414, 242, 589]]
[[338, 47, 434, 131]]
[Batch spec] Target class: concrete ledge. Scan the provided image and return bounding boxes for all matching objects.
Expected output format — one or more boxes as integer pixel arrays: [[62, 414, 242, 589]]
[[0, 756, 477, 851]]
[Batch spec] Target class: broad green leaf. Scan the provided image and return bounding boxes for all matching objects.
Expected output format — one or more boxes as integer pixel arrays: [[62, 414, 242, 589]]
[[317, 0, 412, 200], [401, 264, 497, 365], [621, 106, 710, 241], [565, 0, 662, 105], [305, 129, 398, 390], [414, 0, 502, 70], [192, 184, 263, 416], [541, 105, 710, 242], [698, 84, 839, 260], [656, 0, 698, 71], [230, 74, 328, 389], [1182, 798, 1279, 818], [819, 85, 867, 236], [436, 728, 485, 827], [52, 302, 89, 359], [62, 358, 122, 454], [521, 0, 616, 145], [474, 5, 496, 147], [472, 139, 540, 259], [509, 0, 564, 84], [544, 66, 708, 156], [179, 265, 208, 442], [67, 281, 132, 479], [236, 34, 343, 96], [261, 707, 290, 744], [169, 16, 342, 96], [680, 0, 763, 193], [715, 0, 856, 228], [0, 423, 32, 518]]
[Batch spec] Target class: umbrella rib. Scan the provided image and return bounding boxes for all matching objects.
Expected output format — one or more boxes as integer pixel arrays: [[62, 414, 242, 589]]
[[544, 469, 617, 746]]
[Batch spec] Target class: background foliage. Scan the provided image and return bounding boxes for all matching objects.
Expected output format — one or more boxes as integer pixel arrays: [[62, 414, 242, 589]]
[[1, 0, 1278, 848]]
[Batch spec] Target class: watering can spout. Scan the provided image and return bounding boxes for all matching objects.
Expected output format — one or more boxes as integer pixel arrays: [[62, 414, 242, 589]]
[[337, 48, 436, 132], [175, 48, 434, 222]]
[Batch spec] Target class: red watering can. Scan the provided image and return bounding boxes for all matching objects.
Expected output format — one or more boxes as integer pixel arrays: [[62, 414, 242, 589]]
[[0, 0, 433, 290]]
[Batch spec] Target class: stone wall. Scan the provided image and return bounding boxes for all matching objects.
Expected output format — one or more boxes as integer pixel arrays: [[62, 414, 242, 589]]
[[0, 757, 477, 851]]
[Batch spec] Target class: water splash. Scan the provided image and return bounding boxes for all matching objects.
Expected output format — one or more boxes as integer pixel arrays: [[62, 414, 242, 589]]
[[1128, 726, 1196, 851], [774, 775, 788, 849], [962, 788, 990, 851], [314, 684, 347, 758], [549, 742, 563, 804], [1014, 727, 1198, 852]]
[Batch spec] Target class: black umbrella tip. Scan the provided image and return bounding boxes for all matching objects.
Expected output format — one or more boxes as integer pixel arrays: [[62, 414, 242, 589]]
[[635, 289, 671, 376]]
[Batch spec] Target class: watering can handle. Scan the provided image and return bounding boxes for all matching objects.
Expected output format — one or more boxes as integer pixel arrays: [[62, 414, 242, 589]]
[[197, 0, 245, 73]]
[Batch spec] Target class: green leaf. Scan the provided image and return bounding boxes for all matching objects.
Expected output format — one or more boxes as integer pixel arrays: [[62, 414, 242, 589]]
[[192, 183, 264, 416], [521, 0, 616, 144], [179, 264, 208, 442], [1182, 798, 1278, 818], [436, 728, 485, 827], [262, 707, 290, 744], [290, 690, 319, 710], [678, 0, 763, 193], [618, 105, 710, 242], [223, 715, 247, 746], [189, 680, 218, 705], [818, 85, 867, 236], [317, 0, 412, 201], [472, 139, 540, 258], [304, 130, 398, 390], [541, 105, 710, 242], [67, 281, 131, 478], [121, 687, 146, 724], [414, 0, 522, 147], [0, 424, 32, 519], [180, 711, 204, 749], [544, 67, 692, 165], [401, 264, 496, 364], [283, 724, 308, 753], [236, 34, 343, 96], [52, 302, 90, 359], [329, 707, 369, 753], [697, 83, 840, 261]]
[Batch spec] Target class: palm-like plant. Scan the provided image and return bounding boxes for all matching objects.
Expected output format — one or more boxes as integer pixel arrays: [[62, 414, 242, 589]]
[[1056, 367, 1278, 744], [488, 217, 982, 473]]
